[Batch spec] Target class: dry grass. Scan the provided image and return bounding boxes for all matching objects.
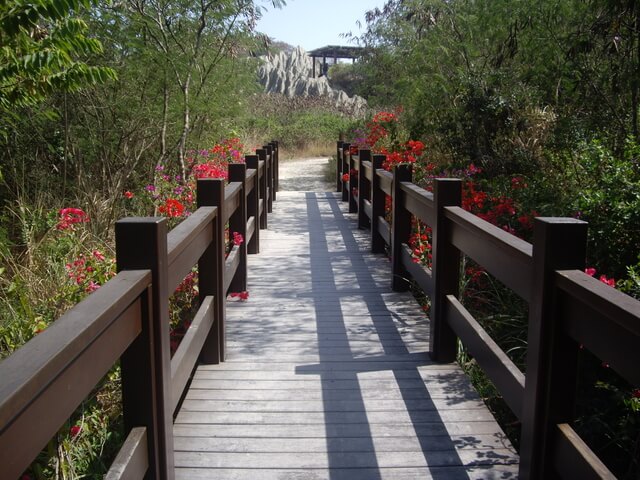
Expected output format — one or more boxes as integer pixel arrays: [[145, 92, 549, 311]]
[[279, 141, 335, 160]]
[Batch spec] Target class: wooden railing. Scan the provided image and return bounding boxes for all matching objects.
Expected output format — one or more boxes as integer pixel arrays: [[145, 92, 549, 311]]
[[337, 141, 639, 480], [0, 142, 279, 480]]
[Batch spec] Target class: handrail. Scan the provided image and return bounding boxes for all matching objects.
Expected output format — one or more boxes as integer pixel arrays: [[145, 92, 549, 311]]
[[167, 206, 217, 292], [337, 142, 640, 479], [0, 270, 150, 480], [556, 269, 640, 386], [445, 206, 533, 301], [400, 181, 435, 225], [0, 140, 279, 480]]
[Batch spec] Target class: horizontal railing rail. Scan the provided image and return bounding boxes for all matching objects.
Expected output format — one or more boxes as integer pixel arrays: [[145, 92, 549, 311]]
[[336, 141, 639, 480], [0, 141, 279, 480]]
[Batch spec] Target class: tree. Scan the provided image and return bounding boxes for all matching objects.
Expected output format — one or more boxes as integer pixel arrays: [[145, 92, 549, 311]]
[[0, 0, 116, 113], [123, 0, 285, 177]]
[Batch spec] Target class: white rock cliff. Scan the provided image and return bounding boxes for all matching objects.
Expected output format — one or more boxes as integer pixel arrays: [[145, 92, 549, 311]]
[[258, 46, 367, 114]]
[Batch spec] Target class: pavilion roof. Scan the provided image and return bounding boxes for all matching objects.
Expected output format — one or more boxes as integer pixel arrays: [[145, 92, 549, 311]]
[[307, 45, 364, 59]]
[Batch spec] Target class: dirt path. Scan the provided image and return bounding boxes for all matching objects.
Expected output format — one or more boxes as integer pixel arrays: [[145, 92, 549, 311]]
[[278, 157, 333, 192]]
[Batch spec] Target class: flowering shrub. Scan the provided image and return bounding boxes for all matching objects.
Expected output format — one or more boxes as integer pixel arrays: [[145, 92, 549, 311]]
[[57, 208, 89, 231], [584, 267, 616, 288], [158, 198, 186, 218], [408, 220, 432, 267], [352, 110, 640, 476], [8, 137, 256, 479], [64, 250, 115, 295], [169, 270, 198, 354], [144, 138, 246, 225]]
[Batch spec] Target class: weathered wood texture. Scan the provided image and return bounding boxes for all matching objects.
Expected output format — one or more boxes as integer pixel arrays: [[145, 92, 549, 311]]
[[174, 191, 518, 480]]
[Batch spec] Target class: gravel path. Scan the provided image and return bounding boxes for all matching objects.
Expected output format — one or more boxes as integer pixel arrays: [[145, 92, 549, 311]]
[[278, 157, 333, 192]]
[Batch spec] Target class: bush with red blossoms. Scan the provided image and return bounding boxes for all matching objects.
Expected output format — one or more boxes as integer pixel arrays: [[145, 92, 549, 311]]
[[144, 138, 246, 226], [584, 267, 616, 288], [57, 208, 90, 231], [349, 110, 639, 476]]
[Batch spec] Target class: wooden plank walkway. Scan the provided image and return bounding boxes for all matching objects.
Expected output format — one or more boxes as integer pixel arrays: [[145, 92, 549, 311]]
[[174, 191, 519, 479]]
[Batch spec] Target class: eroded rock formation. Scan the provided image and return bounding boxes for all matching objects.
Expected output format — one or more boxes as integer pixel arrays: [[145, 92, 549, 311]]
[[258, 46, 367, 115]]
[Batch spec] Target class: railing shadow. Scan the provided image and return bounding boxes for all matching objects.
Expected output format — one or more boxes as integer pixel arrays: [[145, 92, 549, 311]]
[[294, 192, 517, 479]]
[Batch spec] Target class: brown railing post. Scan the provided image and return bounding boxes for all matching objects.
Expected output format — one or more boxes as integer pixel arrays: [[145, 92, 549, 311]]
[[275, 140, 280, 193], [115, 218, 175, 480], [430, 178, 462, 363], [245, 154, 260, 254], [256, 148, 268, 229], [371, 154, 386, 254], [357, 149, 371, 229], [391, 164, 413, 291], [229, 163, 248, 293], [336, 141, 344, 192], [348, 150, 358, 213], [341, 143, 350, 202], [197, 178, 226, 363], [264, 144, 274, 213], [519, 218, 587, 480], [270, 141, 279, 197]]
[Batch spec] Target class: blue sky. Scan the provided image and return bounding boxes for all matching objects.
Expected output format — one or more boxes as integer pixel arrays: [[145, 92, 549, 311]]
[[256, 0, 386, 51]]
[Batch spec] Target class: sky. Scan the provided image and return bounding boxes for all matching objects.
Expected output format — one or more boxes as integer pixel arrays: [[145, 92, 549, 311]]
[[256, 0, 386, 52]]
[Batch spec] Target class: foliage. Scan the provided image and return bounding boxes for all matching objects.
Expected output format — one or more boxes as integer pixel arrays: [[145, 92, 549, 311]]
[[0, 135, 251, 478], [569, 139, 640, 278], [327, 63, 360, 97], [240, 93, 358, 152], [355, 0, 640, 168], [0, 0, 116, 113]]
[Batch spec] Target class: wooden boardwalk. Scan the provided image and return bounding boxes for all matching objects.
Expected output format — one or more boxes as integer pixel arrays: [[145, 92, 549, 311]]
[[173, 191, 519, 479]]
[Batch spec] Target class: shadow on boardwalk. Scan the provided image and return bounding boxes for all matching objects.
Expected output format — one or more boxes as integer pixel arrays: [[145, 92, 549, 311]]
[[173, 191, 518, 480]]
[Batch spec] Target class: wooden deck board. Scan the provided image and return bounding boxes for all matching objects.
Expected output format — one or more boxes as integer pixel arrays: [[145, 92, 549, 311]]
[[174, 191, 518, 479]]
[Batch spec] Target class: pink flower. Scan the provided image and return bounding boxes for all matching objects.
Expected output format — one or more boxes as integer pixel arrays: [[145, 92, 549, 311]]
[[93, 250, 105, 261], [233, 232, 244, 246], [85, 281, 100, 293], [585, 267, 597, 277]]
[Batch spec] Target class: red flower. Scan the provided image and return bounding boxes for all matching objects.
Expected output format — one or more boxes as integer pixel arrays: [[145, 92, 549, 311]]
[[229, 291, 249, 301], [585, 267, 597, 277], [511, 176, 527, 190], [599, 275, 616, 288], [632, 389, 640, 399], [123, 191, 134, 199], [159, 199, 185, 218], [70, 425, 81, 438], [517, 215, 533, 230], [57, 208, 89, 231], [342, 173, 349, 182]]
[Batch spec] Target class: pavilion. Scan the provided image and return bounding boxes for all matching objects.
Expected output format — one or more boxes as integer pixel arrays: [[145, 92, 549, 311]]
[[307, 45, 364, 77]]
